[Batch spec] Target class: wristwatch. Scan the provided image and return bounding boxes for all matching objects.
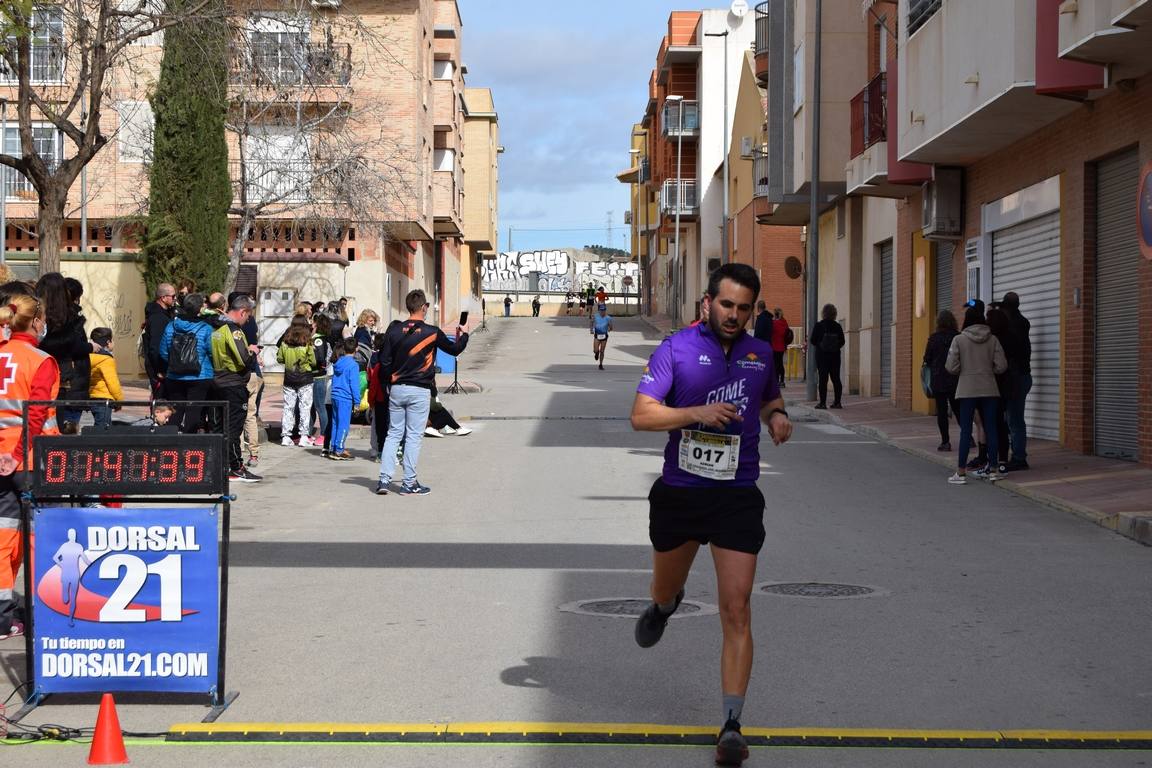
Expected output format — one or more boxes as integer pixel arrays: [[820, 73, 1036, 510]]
[[768, 407, 789, 420]]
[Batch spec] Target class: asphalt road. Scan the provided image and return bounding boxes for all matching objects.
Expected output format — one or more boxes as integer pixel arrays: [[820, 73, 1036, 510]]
[[3, 313, 1150, 767]]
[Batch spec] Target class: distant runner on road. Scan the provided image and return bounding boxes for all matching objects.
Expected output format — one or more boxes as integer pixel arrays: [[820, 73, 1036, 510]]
[[591, 304, 612, 371], [629, 263, 792, 767]]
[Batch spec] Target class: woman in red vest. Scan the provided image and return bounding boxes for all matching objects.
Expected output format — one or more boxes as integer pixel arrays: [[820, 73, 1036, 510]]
[[0, 292, 61, 641]]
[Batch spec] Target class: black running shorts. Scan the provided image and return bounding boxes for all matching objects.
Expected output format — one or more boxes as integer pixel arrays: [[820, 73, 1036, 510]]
[[648, 478, 766, 555]]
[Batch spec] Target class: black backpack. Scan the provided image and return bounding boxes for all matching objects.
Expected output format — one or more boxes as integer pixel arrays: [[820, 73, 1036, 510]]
[[168, 331, 201, 376]]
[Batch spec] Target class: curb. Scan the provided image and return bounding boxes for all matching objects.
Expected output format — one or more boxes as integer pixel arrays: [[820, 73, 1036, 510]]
[[786, 401, 1152, 547]]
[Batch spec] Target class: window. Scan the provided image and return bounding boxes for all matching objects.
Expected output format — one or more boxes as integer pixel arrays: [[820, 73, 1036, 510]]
[[433, 59, 454, 80], [246, 13, 310, 85], [908, 0, 942, 37], [2, 124, 60, 199], [245, 127, 311, 203], [433, 148, 455, 172], [116, 101, 154, 163], [792, 44, 804, 114], [0, 6, 64, 82], [121, 0, 165, 46]]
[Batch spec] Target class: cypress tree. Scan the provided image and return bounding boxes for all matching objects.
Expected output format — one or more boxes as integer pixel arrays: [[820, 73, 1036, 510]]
[[141, 0, 231, 294]]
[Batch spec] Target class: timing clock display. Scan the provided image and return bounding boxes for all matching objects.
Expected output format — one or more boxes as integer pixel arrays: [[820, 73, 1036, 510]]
[[32, 434, 227, 495]]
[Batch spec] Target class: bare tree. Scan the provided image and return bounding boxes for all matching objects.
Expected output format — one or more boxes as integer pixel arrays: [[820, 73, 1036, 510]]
[[0, 0, 218, 273], [223, 4, 415, 293]]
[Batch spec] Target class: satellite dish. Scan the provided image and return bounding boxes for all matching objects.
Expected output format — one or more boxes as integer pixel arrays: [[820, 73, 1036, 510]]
[[730, 0, 749, 18], [785, 256, 803, 279]]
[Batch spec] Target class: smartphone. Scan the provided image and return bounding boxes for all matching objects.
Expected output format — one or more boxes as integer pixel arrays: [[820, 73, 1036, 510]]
[[458, 311, 469, 326]]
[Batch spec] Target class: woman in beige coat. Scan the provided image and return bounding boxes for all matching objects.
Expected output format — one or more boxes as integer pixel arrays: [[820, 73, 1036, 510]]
[[945, 305, 1007, 484]]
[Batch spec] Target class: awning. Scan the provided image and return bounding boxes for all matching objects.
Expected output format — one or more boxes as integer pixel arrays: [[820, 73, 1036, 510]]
[[616, 166, 640, 184]]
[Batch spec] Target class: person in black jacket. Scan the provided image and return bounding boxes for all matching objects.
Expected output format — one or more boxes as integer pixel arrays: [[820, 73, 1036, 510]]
[[810, 303, 845, 410], [142, 283, 178, 397], [1000, 292, 1032, 470], [374, 289, 468, 496], [36, 272, 90, 433], [923, 309, 960, 450], [753, 300, 773, 343]]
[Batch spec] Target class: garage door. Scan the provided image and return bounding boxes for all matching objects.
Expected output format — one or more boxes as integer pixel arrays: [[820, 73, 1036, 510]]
[[1094, 149, 1140, 460], [879, 240, 893, 397], [991, 212, 1061, 441]]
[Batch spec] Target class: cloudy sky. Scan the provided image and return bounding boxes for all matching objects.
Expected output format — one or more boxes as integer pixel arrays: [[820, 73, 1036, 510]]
[[459, 0, 696, 253]]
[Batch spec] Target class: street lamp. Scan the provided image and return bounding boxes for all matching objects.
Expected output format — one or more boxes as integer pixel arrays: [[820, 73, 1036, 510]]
[[666, 94, 684, 324], [704, 29, 730, 264]]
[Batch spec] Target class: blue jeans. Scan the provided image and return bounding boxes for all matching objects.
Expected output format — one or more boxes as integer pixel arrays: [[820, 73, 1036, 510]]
[[311, 377, 330, 439], [90, 403, 113, 429], [379, 384, 431, 486], [1005, 372, 1032, 461], [957, 397, 999, 471], [331, 397, 353, 452]]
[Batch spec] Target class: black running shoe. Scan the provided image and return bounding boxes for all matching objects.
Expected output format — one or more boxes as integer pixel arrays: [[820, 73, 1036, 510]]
[[634, 589, 684, 648], [715, 718, 749, 766]]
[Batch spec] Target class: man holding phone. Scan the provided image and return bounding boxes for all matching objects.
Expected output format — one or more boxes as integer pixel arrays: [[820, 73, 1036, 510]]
[[374, 290, 469, 496]]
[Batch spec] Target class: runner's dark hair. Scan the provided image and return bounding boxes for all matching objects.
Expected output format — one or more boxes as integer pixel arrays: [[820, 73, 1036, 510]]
[[706, 263, 760, 300]]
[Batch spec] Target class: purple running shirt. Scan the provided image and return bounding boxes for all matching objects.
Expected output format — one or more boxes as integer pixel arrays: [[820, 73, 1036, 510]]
[[637, 324, 780, 487]]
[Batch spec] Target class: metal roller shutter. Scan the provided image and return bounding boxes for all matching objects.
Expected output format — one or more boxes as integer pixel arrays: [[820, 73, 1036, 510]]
[[1094, 149, 1140, 460], [879, 241, 893, 397], [992, 212, 1061, 441], [935, 241, 955, 317]]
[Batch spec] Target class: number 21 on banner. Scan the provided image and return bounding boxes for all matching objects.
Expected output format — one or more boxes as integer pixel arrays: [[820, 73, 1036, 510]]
[[98, 555, 183, 622]]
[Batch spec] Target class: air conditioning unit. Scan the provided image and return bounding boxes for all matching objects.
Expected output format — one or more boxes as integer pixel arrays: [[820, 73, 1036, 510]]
[[922, 166, 963, 240], [310, 0, 340, 8], [740, 136, 755, 159]]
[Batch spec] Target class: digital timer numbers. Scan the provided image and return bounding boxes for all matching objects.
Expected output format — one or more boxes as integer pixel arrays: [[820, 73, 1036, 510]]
[[41, 449, 207, 485]]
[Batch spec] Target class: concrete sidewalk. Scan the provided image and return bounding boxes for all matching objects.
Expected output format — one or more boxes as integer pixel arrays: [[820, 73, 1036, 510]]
[[640, 314, 1152, 547]]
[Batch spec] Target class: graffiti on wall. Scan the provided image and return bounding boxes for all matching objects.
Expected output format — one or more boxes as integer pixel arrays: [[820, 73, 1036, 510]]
[[95, 291, 135, 339], [483, 250, 640, 294]]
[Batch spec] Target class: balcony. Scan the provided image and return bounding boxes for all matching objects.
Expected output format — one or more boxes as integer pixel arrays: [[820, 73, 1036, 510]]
[[752, 148, 770, 199], [660, 179, 698, 218], [898, 0, 1080, 165], [661, 101, 700, 138], [231, 42, 352, 88], [1057, 0, 1152, 81], [230, 158, 313, 203], [754, 2, 770, 83], [850, 72, 886, 159]]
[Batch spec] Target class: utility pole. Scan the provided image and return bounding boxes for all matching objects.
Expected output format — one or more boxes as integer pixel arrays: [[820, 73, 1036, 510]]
[[667, 94, 685, 325], [805, 0, 823, 402]]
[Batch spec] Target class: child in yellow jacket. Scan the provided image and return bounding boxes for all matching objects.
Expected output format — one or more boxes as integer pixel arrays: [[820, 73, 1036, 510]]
[[89, 327, 122, 428]]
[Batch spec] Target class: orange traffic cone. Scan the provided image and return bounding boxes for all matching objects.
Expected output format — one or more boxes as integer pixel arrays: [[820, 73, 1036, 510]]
[[88, 693, 128, 765]]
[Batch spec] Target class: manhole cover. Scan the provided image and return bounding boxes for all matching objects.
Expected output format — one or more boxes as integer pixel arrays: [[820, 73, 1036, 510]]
[[758, 582, 879, 599], [559, 598, 716, 619]]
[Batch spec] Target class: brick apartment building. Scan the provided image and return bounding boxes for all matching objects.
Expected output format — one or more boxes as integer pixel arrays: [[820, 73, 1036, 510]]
[[0, 0, 498, 376]]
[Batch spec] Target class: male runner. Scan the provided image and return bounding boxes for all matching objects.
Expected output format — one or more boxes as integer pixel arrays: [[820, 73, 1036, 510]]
[[630, 263, 792, 767], [591, 304, 612, 371]]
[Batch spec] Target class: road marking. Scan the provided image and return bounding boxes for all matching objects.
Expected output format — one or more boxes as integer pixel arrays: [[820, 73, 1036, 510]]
[[164, 722, 1152, 749]]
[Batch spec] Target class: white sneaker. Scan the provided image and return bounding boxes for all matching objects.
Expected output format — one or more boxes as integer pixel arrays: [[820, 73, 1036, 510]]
[[452, 426, 472, 436], [440, 426, 458, 435], [424, 426, 444, 438], [947, 473, 967, 485], [281, 438, 295, 447]]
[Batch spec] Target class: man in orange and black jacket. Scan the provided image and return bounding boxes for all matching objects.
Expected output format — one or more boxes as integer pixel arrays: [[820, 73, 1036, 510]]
[[374, 290, 467, 496]]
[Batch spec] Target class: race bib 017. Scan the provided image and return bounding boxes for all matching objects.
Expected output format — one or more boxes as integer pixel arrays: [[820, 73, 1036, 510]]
[[678, 430, 740, 481]]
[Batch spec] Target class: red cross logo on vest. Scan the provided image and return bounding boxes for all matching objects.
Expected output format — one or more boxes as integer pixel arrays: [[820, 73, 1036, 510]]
[[0, 352, 16, 396]]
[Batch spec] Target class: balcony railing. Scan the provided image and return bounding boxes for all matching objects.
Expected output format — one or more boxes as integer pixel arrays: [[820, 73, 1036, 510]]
[[232, 159, 314, 203], [231, 42, 352, 87], [850, 71, 887, 158], [754, 1, 770, 56], [752, 148, 770, 198], [660, 179, 698, 215], [661, 100, 700, 137]]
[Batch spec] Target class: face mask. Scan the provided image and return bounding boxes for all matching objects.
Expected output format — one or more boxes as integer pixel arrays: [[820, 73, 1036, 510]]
[[36, 320, 47, 343]]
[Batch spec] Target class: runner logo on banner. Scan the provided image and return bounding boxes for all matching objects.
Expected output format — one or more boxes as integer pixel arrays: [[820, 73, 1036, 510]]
[[32, 506, 219, 694]]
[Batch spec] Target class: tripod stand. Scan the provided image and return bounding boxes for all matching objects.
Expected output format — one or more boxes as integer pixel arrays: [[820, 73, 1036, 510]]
[[444, 358, 467, 394], [474, 299, 489, 332]]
